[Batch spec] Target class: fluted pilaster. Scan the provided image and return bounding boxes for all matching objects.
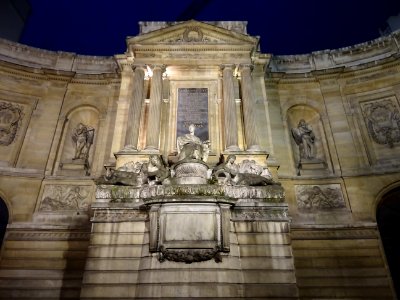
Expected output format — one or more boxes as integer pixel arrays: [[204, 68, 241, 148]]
[[221, 64, 240, 151], [239, 64, 261, 151], [124, 65, 146, 150], [145, 65, 165, 151]]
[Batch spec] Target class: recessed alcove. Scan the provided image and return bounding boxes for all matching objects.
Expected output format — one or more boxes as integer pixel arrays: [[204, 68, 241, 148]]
[[377, 186, 400, 296]]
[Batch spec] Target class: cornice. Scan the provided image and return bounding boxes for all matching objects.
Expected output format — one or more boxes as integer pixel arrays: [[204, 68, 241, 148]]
[[291, 227, 378, 240], [0, 59, 121, 86], [339, 54, 400, 82], [0, 38, 118, 75], [268, 53, 400, 85], [269, 30, 400, 75], [133, 45, 254, 52]]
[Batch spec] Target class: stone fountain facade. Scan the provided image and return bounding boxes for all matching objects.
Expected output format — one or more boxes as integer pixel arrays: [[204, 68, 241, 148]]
[[0, 20, 399, 299]]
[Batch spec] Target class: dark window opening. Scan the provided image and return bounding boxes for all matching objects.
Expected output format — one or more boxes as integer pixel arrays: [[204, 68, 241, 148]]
[[0, 198, 9, 249], [377, 186, 400, 297]]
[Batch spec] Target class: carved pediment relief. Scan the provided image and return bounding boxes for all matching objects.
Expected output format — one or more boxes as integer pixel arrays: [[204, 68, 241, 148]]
[[127, 20, 258, 50]]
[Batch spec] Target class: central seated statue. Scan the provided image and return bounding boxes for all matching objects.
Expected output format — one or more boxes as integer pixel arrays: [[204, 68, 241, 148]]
[[176, 123, 210, 162], [174, 124, 210, 184]]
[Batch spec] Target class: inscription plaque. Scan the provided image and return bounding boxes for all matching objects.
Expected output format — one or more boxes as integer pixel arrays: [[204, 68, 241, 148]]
[[177, 88, 209, 141]]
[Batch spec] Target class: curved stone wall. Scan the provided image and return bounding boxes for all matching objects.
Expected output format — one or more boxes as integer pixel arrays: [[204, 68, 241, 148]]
[[0, 24, 399, 299]]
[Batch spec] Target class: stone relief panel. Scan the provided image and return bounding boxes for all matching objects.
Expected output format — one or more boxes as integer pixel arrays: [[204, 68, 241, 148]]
[[0, 93, 33, 168], [149, 203, 230, 263], [39, 184, 92, 212], [295, 184, 346, 211], [360, 98, 400, 148], [177, 88, 209, 141], [0, 101, 24, 146]]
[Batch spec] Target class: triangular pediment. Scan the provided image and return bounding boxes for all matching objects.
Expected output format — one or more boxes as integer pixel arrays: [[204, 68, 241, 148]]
[[127, 20, 258, 49]]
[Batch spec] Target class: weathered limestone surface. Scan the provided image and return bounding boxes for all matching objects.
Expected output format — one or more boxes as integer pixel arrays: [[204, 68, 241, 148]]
[[291, 226, 394, 299], [0, 226, 90, 299], [0, 20, 399, 299], [78, 182, 298, 299]]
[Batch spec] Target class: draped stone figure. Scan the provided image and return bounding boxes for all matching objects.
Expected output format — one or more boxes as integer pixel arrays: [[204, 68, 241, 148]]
[[213, 155, 276, 186], [291, 119, 315, 160], [147, 154, 170, 185], [176, 123, 210, 162], [72, 123, 95, 160]]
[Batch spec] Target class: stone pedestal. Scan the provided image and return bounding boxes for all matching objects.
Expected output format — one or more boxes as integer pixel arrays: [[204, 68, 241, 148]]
[[59, 159, 89, 176], [297, 159, 327, 176], [80, 183, 299, 299]]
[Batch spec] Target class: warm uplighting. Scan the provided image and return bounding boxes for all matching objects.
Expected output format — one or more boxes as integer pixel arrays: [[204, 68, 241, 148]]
[[145, 65, 153, 78]]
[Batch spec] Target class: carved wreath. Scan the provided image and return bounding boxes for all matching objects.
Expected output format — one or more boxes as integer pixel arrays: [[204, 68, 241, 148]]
[[0, 101, 24, 146], [362, 100, 400, 147], [183, 26, 204, 42]]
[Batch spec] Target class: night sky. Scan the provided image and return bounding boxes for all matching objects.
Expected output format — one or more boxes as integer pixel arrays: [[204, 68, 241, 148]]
[[19, 0, 400, 56]]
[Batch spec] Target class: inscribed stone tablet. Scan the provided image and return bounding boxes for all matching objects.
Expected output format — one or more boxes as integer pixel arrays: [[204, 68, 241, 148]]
[[177, 88, 209, 141]]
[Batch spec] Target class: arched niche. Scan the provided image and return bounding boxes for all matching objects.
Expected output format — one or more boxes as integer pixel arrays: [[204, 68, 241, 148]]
[[54, 106, 99, 176], [377, 185, 400, 297], [286, 105, 330, 176], [0, 197, 9, 249]]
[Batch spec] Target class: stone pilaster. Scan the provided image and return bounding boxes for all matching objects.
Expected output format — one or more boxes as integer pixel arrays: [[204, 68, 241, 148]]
[[221, 64, 240, 151], [239, 64, 261, 151], [123, 64, 146, 151], [145, 65, 165, 151]]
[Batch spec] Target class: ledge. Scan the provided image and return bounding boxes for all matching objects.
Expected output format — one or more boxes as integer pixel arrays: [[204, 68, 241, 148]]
[[95, 183, 285, 204]]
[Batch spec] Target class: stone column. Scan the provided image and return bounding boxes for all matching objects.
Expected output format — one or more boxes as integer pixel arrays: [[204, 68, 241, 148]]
[[145, 65, 165, 151], [124, 65, 146, 151], [239, 64, 261, 151], [221, 64, 240, 151]]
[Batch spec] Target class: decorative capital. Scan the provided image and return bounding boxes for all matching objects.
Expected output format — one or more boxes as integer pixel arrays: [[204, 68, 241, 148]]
[[121, 62, 133, 72], [238, 63, 254, 75], [132, 64, 147, 72], [220, 64, 236, 71], [148, 64, 166, 73]]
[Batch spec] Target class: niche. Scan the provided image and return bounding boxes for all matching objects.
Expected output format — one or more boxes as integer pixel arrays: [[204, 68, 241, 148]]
[[55, 106, 99, 176], [287, 105, 328, 176]]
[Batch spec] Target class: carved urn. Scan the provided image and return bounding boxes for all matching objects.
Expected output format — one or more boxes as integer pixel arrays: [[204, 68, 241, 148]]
[[173, 160, 209, 184]]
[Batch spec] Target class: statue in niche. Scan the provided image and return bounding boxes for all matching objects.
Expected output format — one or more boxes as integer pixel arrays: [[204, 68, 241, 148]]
[[213, 155, 276, 186], [176, 123, 210, 162], [72, 123, 95, 160], [291, 119, 315, 160]]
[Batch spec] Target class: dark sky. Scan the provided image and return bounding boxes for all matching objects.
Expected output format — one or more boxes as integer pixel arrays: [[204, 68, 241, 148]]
[[19, 0, 400, 56]]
